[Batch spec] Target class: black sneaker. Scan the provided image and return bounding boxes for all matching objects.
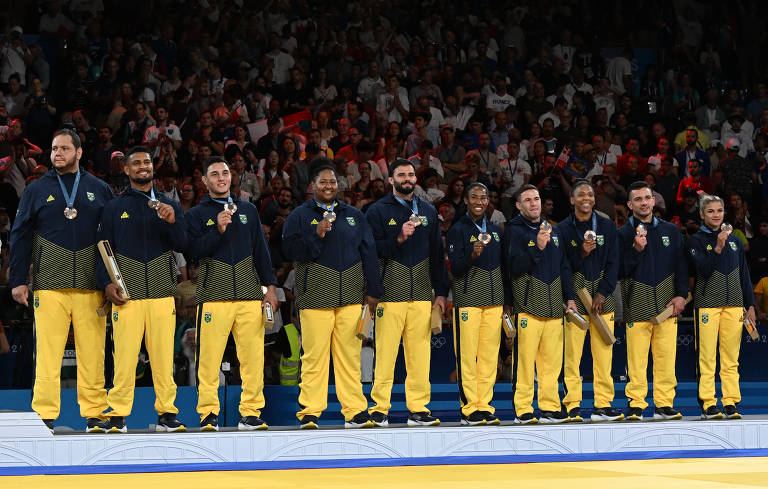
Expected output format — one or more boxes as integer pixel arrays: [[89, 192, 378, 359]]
[[42, 418, 54, 433], [345, 411, 373, 429], [460, 411, 487, 426], [479, 411, 500, 425], [200, 413, 219, 432], [540, 410, 569, 424], [626, 407, 644, 421], [299, 415, 319, 429], [107, 416, 126, 434], [370, 411, 389, 427], [407, 411, 440, 426], [591, 407, 625, 422], [653, 406, 682, 420], [701, 406, 723, 420], [567, 407, 583, 422], [723, 405, 742, 419], [514, 412, 538, 424], [86, 417, 108, 433], [157, 413, 186, 432], [238, 416, 268, 431]]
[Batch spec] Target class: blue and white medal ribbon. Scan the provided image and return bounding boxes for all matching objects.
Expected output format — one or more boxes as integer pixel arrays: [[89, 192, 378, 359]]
[[57, 171, 81, 219]]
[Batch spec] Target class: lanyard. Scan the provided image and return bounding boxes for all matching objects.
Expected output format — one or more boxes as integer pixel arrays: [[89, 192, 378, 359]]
[[506, 158, 520, 175], [521, 217, 540, 231], [470, 215, 487, 233], [315, 200, 337, 212], [139, 187, 157, 201], [573, 212, 597, 237], [394, 195, 418, 215], [211, 194, 234, 205], [629, 215, 658, 229], [478, 150, 490, 168], [700, 225, 717, 234], [56, 171, 81, 209]]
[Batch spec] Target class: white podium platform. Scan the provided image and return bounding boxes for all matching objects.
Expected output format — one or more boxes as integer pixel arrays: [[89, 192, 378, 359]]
[[3, 411, 768, 471]]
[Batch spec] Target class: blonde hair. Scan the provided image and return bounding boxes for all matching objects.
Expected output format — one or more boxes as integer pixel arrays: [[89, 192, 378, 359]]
[[699, 192, 724, 212]]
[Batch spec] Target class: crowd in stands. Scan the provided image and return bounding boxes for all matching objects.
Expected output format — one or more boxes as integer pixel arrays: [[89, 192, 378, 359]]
[[3, 0, 768, 386]]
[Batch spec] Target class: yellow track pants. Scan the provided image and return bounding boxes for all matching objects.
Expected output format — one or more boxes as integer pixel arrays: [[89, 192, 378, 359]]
[[32, 289, 107, 420], [624, 317, 677, 409], [369, 300, 432, 415], [514, 313, 563, 415], [563, 313, 615, 411], [297, 305, 368, 421], [196, 300, 265, 421], [108, 297, 178, 417], [453, 305, 503, 416], [695, 307, 742, 409]]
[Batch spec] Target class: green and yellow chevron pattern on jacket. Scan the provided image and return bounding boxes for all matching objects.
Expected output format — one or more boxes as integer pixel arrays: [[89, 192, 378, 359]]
[[32, 234, 98, 291], [294, 261, 365, 309], [196, 255, 264, 303], [115, 251, 177, 299], [573, 271, 615, 315], [621, 273, 676, 323], [379, 258, 433, 302], [453, 266, 505, 308], [511, 274, 563, 318], [694, 268, 744, 308]]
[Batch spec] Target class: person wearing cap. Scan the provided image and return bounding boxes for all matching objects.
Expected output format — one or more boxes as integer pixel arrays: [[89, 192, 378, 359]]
[[9, 129, 113, 433], [676, 158, 715, 205], [688, 193, 756, 420], [715, 138, 755, 204], [96, 146, 188, 433], [721, 112, 755, 158], [674, 128, 712, 178], [282, 158, 382, 429], [185, 155, 278, 431], [364, 159, 448, 427], [446, 182, 508, 425], [556, 180, 623, 422], [0, 26, 30, 85], [504, 184, 577, 424], [618, 181, 689, 421]]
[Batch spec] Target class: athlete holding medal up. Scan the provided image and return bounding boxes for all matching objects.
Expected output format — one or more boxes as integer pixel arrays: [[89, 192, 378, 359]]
[[186, 156, 278, 431], [446, 182, 508, 425], [97, 146, 188, 433]]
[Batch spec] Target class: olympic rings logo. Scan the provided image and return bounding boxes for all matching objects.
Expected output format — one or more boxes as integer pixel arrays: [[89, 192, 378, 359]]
[[431, 336, 447, 348]]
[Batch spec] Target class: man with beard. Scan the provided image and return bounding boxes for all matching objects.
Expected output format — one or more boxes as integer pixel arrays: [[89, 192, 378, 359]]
[[10, 129, 113, 433], [186, 156, 278, 431], [364, 159, 448, 427], [618, 181, 688, 420], [97, 146, 188, 433]]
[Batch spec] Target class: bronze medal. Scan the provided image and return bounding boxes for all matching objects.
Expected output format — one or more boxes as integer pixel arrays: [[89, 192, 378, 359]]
[[64, 207, 78, 219]]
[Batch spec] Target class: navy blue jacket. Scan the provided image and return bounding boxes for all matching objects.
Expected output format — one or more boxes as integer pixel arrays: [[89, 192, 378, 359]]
[[186, 195, 276, 303], [97, 186, 188, 299], [447, 214, 509, 307], [10, 168, 113, 290], [618, 216, 689, 322], [365, 193, 448, 301], [504, 215, 574, 318], [688, 226, 755, 309], [283, 199, 382, 309], [557, 212, 619, 315]]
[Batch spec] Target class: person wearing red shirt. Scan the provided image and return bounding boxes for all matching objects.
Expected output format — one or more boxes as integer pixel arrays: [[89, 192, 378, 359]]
[[616, 139, 648, 177], [676, 158, 714, 206]]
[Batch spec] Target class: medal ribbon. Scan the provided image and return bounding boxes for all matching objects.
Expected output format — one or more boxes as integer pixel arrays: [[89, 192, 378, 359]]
[[56, 171, 81, 210], [393, 195, 418, 215]]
